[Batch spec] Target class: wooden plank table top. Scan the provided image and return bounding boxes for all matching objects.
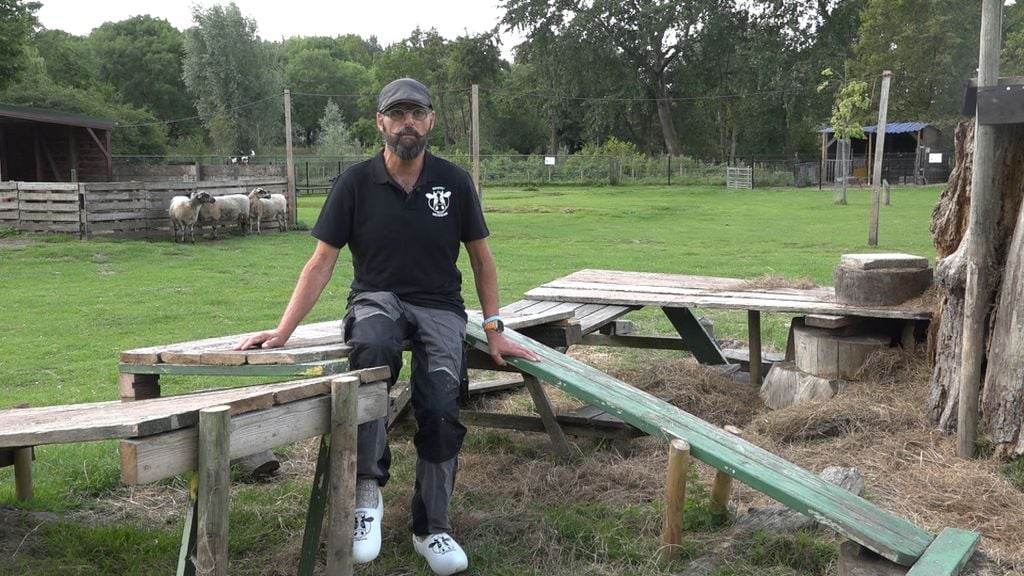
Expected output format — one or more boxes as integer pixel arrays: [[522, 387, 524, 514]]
[[119, 307, 590, 370], [0, 367, 390, 448], [524, 269, 932, 320]]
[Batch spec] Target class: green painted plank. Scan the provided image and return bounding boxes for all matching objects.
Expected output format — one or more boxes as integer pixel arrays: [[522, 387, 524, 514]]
[[118, 360, 349, 377], [905, 527, 980, 576], [465, 323, 934, 566], [176, 473, 198, 576]]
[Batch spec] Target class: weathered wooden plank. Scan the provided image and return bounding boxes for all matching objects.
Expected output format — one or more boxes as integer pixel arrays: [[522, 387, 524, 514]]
[[904, 527, 979, 576], [663, 307, 729, 364], [464, 323, 937, 566], [17, 182, 79, 191], [0, 373, 385, 447], [580, 333, 689, 350], [526, 286, 930, 320], [244, 343, 353, 365], [576, 304, 637, 334], [118, 360, 350, 378], [119, 381, 387, 485]]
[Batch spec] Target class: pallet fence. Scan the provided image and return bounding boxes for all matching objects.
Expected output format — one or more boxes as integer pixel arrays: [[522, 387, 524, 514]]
[[0, 179, 287, 239]]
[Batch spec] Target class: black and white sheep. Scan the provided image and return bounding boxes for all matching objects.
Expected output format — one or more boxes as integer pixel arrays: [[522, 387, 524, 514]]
[[247, 188, 288, 234], [198, 193, 250, 239], [169, 191, 215, 243]]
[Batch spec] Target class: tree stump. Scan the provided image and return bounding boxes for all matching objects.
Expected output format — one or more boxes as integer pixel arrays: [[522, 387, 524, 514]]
[[834, 253, 932, 307], [793, 324, 889, 379]]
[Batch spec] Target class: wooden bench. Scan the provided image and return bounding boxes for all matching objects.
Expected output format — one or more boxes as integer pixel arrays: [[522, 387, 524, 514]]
[[464, 322, 979, 574]]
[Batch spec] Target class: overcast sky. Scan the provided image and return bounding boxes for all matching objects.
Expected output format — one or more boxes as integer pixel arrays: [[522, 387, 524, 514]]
[[34, 0, 523, 57]]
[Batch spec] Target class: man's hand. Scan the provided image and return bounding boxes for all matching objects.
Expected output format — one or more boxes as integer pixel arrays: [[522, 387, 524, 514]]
[[485, 330, 540, 366], [234, 329, 289, 351]]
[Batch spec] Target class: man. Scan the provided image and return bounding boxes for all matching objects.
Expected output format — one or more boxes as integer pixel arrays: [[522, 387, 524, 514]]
[[235, 77, 538, 576]]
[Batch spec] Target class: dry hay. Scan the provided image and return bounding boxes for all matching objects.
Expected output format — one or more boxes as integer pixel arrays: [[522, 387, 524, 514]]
[[751, 349, 930, 442], [611, 358, 762, 428], [740, 273, 820, 291], [743, 348, 1024, 570]]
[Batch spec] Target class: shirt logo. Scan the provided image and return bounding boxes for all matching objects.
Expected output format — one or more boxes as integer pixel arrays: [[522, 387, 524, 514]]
[[425, 187, 451, 217]]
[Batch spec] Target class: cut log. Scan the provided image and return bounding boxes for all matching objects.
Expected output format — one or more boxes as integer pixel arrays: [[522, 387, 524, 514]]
[[760, 362, 842, 410], [793, 324, 889, 379], [834, 265, 933, 307], [839, 253, 930, 271]]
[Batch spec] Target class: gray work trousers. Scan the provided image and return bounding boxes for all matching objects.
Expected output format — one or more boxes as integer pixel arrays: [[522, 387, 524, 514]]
[[345, 291, 467, 536]]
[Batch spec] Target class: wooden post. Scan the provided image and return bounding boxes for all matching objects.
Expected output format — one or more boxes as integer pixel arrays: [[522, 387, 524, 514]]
[[471, 84, 481, 200], [119, 373, 160, 401], [747, 310, 762, 386], [710, 426, 742, 518], [327, 375, 359, 574], [196, 405, 230, 576], [14, 447, 33, 501], [960, 0, 1003, 459], [659, 438, 690, 563], [284, 89, 298, 228], [868, 70, 892, 247]]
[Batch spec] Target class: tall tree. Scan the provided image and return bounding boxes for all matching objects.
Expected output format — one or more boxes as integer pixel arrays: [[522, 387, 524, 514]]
[[283, 47, 371, 145], [89, 16, 196, 139], [852, 0, 981, 128], [503, 0, 728, 156], [0, 0, 39, 91], [182, 2, 282, 154]]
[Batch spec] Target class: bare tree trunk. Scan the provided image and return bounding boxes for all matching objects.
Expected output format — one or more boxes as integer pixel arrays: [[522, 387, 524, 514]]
[[928, 120, 1024, 455]]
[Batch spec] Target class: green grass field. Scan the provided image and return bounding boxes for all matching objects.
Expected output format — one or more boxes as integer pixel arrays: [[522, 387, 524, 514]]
[[0, 184, 942, 575]]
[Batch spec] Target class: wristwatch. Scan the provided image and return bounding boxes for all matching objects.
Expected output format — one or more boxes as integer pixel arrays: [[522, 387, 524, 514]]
[[482, 316, 504, 333]]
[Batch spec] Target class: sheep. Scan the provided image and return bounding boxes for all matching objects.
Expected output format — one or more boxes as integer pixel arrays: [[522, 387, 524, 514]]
[[247, 188, 288, 234], [198, 193, 250, 239], [169, 191, 215, 243]]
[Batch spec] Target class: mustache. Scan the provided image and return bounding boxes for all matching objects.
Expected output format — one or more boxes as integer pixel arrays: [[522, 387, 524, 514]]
[[395, 127, 422, 137]]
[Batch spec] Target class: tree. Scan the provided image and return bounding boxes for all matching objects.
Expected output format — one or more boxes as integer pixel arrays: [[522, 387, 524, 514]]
[[89, 16, 197, 140], [818, 67, 870, 204], [282, 47, 371, 145], [182, 2, 282, 154], [503, 0, 728, 157], [852, 0, 980, 129], [315, 99, 361, 157], [0, 0, 39, 91]]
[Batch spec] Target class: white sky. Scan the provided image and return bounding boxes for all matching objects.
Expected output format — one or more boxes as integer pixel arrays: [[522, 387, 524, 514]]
[[34, 0, 524, 58]]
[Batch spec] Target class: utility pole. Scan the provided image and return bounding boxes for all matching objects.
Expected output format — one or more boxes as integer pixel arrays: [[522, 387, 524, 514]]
[[959, 0, 1003, 459], [868, 70, 892, 246], [284, 89, 297, 227], [471, 84, 481, 200]]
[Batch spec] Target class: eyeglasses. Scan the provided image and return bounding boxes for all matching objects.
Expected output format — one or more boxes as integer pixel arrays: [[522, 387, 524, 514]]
[[382, 107, 430, 122]]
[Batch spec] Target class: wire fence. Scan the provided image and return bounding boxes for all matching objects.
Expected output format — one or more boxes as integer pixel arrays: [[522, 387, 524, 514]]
[[112, 152, 948, 193]]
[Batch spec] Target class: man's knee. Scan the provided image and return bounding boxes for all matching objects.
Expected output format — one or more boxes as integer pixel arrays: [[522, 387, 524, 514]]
[[347, 314, 403, 370], [413, 395, 466, 463]]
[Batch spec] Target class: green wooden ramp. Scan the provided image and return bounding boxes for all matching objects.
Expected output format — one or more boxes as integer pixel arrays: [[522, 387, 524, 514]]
[[465, 323, 979, 571]]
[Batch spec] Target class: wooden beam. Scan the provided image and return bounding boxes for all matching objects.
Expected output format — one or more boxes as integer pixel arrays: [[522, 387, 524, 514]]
[[119, 360, 351, 378], [327, 376, 358, 575], [119, 382, 387, 485], [748, 310, 762, 386], [904, 527, 980, 576], [196, 406, 230, 576], [662, 307, 728, 365], [523, 374, 573, 460], [14, 447, 33, 501]]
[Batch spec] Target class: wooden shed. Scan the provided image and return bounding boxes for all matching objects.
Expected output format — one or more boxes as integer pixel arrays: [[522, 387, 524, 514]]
[[820, 121, 951, 184], [0, 103, 115, 183]]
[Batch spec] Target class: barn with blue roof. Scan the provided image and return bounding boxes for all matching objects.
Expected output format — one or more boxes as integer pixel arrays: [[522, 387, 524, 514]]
[[820, 121, 950, 185]]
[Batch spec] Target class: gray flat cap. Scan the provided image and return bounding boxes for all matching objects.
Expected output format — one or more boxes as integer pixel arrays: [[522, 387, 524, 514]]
[[377, 78, 433, 112]]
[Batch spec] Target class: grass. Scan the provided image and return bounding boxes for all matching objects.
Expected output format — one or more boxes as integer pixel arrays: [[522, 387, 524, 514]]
[[0, 183, 942, 574]]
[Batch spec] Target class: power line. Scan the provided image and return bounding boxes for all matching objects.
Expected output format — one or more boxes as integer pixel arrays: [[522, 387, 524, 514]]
[[117, 93, 283, 128]]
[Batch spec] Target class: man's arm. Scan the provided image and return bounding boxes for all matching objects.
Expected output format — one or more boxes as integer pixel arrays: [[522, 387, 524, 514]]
[[464, 238, 539, 365], [235, 240, 342, 350]]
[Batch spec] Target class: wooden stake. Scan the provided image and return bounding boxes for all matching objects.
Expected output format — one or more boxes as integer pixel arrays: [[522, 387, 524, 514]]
[[710, 427, 742, 518], [14, 447, 33, 501], [659, 438, 690, 563], [471, 84, 481, 200], [959, 0, 1004, 460], [284, 89, 297, 227], [327, 376, 359, 574], [869, 70, 892, 247], [196, 405, 230, 576]]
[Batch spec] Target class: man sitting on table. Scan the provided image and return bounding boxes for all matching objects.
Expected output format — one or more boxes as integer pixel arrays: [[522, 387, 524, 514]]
[[235, 77, 538, 576]]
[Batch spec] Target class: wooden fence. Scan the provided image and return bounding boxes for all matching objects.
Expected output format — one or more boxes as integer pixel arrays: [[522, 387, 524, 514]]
[[0, 179, 287, 239]]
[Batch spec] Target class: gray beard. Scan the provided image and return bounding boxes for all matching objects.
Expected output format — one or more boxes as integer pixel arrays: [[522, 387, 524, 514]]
[[385, 130, 428, 160]]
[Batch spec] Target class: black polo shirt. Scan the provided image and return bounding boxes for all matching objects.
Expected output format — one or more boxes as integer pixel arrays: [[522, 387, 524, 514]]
[[311, 150, 489, 316]]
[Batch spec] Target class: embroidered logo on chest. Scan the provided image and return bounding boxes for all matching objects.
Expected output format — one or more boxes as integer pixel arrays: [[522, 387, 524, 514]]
[[425, 187, 451, 217]]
